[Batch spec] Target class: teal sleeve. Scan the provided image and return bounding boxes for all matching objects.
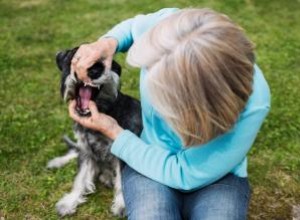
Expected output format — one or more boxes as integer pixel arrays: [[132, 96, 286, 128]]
[[101, 17, 134, 53], [111, 107, 270, 191], [101, 8, 179, 53]]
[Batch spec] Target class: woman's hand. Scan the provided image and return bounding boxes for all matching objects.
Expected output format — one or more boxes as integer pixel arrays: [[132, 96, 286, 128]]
[[68, 100, 124, 140], [71, 38, 118, 83]]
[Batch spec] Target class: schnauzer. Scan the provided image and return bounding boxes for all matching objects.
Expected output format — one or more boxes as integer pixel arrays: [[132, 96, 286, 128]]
[[47, 47, 142, 217]]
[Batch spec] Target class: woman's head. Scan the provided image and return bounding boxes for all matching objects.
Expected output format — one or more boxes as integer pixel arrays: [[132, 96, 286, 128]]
[[127, 8, 255, 146]]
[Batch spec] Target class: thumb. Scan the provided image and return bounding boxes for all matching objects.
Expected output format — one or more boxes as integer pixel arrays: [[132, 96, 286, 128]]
[[88, 101, 98, 115], [103, 57, 112, 71]]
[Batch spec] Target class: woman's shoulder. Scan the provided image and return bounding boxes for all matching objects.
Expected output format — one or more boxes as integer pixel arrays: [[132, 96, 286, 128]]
[[243, 64, 271, 114], [131, 8, 180, 39]]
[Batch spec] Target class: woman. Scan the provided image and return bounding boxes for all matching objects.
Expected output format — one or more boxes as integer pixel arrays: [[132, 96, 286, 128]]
[[69, 8, 270, 219]]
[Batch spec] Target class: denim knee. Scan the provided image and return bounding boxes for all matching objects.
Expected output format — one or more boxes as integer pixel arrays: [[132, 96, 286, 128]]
[[183, 174, 251, 220], [121, 165, 182, 220]]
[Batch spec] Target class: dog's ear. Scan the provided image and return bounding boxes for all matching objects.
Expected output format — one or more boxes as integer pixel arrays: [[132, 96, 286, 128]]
[[56, 47, 79, 72], [111, 60, 122, 76], [56, 51, 66, 71]]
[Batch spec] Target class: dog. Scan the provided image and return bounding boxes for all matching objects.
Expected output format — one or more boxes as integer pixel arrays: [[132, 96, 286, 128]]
[[47, 47, 142, 217]]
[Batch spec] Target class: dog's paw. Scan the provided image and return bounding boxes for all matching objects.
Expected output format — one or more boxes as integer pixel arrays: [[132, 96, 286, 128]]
[[47, 158, 64, 169], [111, 193, 126, 217], [47, 151, 78, 169], [56, 193, 86, 216]]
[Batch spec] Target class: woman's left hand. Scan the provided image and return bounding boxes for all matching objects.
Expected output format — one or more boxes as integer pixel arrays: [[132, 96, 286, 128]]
[[68, 100, 124, 140]]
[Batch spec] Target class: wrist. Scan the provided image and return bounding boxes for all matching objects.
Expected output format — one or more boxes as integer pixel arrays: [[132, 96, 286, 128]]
[[107, 38, 118, 53], [96, 37, 118, 54], [108, 124, 124, 140]]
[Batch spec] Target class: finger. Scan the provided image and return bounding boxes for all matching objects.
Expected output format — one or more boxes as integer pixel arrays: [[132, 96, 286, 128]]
[[68, 100, 78, 119], [70, 111, 88, 127], [71, 51, 82, 70], [103, 57, 112, 71], [88, 101, 110, 123], [75, 64, 90, 82], [88, 101, 98, 115], [70, 59, 76, 75], [69, 99, 77, 110], [68, 100, 85, 123], [71, 60, 79, 75], [76, 58, 94, 82], [70, 65, 75, 77], [71, 54, 83, 79], [71, 56, 80, 65]]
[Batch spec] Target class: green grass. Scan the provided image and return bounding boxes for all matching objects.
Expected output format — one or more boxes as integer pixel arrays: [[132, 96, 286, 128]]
[[0, 0, 299, 219]]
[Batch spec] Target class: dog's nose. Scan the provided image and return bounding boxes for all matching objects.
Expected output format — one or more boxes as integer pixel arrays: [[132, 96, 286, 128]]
[[87, 62, 105, 80], [88, 69, 101, 80]]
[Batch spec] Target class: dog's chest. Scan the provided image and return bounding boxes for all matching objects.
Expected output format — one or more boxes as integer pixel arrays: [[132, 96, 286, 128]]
[[74, 124, 115, 163]]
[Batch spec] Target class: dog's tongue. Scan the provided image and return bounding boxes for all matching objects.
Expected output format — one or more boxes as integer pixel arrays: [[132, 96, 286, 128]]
[[78, 86, 92, 110]]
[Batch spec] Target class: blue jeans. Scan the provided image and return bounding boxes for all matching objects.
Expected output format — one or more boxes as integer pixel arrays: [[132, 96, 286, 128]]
[[121, 165, 251, 220]]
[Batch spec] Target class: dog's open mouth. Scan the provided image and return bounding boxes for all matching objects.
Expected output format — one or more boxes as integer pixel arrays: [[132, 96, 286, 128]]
[[75, 83, 102, 116]]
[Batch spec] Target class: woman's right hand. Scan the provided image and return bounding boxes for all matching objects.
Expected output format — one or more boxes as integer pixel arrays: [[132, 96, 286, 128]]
[[71, 37, 118, 83]]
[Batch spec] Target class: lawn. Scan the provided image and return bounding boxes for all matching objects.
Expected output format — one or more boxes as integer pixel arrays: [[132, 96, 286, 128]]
[[0, 0, 299, 219]]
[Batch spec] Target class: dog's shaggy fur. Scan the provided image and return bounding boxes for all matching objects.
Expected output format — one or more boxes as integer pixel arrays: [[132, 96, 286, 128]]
[[47, 47, 142, 217]]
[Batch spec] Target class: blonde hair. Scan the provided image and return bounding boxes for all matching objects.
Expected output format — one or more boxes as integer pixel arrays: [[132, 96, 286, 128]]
[[127, 8, 255, 147]]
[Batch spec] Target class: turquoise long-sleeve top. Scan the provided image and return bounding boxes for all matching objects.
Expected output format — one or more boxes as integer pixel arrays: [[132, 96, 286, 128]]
[[103, 8, 271, 191]]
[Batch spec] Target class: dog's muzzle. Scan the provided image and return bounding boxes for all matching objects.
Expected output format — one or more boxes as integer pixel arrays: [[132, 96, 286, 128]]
[[75, 83, 102, 116]]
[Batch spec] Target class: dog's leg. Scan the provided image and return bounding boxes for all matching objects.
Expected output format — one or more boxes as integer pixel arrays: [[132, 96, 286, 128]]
[[62, 135, 79, 150], [47, 149, 78, 169], [56, 159, 97, 216], [111, 160, 126, 217], [99, 168, 114, 188], [47, 135, 79, 169]]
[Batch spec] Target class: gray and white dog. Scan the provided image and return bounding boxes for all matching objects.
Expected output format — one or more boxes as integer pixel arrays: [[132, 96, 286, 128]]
[[47, 47, 142, 217]]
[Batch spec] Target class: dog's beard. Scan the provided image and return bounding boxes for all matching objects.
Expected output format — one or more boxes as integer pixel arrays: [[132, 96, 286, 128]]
[[63, 71, 120, 116]]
